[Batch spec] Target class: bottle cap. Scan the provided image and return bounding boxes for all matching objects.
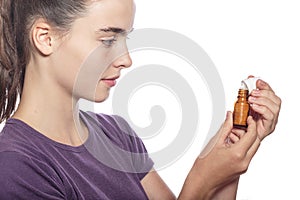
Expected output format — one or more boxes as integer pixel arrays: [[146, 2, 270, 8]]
[[241, 77, 260, 92]]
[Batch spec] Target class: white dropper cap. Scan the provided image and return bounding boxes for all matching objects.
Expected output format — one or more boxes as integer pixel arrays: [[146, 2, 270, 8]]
[[241, 77, 260, 92], [240, 81, 248, 90]]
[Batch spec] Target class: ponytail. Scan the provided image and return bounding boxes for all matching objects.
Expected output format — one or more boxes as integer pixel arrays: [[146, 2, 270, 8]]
[[0, 0, 25, 123]]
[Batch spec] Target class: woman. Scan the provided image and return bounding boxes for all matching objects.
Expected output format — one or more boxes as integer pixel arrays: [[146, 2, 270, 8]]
[[0, 0, 281, 199]]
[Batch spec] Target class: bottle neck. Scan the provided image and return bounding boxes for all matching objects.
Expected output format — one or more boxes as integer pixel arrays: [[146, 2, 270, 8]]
[[237, 89, 249, 99]]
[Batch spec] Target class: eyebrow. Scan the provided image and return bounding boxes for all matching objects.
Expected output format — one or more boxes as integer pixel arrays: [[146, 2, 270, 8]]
[[96, 27, 134, 35]]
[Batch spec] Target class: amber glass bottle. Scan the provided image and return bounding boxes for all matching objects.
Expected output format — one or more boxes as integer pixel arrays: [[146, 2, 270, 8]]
[[233, 89, 250, 128]]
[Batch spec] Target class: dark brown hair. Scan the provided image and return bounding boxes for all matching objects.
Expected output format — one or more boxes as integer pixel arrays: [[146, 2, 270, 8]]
[[0, 0, 89, 122]]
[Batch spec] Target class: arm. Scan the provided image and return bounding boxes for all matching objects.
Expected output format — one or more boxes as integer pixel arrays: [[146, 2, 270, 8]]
[[211, 178, 239, 200], [141, 169, 176, 200], [141, 167, 239, 200]]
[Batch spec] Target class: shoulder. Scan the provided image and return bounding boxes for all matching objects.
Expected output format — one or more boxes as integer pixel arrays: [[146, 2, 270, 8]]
[[0, 119, 47, 156], [0, 151, 64, 199], [0, 148, 61, 183], [0, 119, 27, 153], [86, 111, 129, 126], [81, 111, 136, 137], [0, 151, 43, 173], [0, 120, 65, 185], [99, 113, 134, 135], [0, 120, 67, 198], [81, 111, 154, 176], [81, 111, 148, 153]]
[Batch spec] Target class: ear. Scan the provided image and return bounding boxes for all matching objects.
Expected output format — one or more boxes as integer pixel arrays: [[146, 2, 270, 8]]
[[31, 19, 55, 56]]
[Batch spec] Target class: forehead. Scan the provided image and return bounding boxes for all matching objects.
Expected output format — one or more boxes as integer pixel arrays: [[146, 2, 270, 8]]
[[84, 0, 135, 31]]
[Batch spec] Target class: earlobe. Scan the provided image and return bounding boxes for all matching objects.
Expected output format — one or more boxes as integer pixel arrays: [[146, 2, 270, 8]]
[[31, 20, 54, 56]]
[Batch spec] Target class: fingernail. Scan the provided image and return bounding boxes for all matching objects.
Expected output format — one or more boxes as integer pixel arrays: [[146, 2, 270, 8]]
[[226, 111, 231, 118], [251, 90, 260, 95], [251, 104, 258, 109], [248, 96, 256, 102]]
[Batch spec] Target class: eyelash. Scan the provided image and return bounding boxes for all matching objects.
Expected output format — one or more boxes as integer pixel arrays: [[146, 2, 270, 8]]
[[100, 35, 131, 48], [101, 37, 117, 47]]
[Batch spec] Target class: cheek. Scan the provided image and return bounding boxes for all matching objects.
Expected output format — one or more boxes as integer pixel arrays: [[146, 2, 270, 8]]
[[72, 46, 117, 98], [53, 34, 121, 100], [50, 37, 99, 98]]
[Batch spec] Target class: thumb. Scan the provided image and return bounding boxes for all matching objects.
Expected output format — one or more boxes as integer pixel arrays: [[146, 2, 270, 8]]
[[218, 111, 233, 142], [199, 111, 233, 158]]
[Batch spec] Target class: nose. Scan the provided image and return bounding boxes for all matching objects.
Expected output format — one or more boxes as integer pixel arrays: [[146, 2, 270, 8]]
[[113, 51, 132, 69]]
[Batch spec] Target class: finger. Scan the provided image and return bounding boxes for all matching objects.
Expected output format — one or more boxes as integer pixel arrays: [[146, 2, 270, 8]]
[[235, 116, 257, 152], [250, 89, 282, 106], [231, 128, 247, 138], [200, 111, 233, 158], [256, 79, 274, 92], [249, 107, 260, 121], [228, 133, 240, 144], [245, 137, 261, 162], [250, 104, 275, 121], [249, 96, 280, 116]]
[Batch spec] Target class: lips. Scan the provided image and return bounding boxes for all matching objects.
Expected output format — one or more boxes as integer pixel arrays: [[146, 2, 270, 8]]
[[102, 79, 116, 87], [101, 76, 119, 87]]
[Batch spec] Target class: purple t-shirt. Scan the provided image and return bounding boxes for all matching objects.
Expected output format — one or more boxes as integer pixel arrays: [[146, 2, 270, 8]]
[[0, 111, 153, 199]]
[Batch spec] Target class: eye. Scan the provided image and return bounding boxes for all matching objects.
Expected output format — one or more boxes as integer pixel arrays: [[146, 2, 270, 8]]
[[100, 36, 117, 47]]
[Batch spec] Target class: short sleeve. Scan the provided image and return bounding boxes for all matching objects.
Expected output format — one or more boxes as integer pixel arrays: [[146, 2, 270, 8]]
[[0, 151, 65, 199], [110, 115, 154, 179]]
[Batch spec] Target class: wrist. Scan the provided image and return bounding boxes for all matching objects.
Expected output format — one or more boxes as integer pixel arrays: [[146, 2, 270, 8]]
[[178, 158, 217, 200]]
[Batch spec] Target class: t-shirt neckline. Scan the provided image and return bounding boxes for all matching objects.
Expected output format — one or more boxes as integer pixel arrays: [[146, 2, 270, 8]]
[[6, 111, 94, 153]]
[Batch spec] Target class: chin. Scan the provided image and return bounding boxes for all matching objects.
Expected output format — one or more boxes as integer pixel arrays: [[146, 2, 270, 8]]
[[81, 85, 111, 103], [92, 85, 111, 103], [93, 93, 110, 103]]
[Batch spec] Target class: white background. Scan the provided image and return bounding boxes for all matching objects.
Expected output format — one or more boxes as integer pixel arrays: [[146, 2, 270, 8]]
[[1, 0, 299, 199], [132, 0, 300, 199]]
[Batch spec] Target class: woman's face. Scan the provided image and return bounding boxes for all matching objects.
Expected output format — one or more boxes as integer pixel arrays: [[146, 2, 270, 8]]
[[50, 0, 135, 102]]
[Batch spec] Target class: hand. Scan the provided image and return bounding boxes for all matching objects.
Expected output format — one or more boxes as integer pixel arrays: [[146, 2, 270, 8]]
[[200, 112, 260, 188], [178, 112, 261, 200], [248, 79, 281, 140]]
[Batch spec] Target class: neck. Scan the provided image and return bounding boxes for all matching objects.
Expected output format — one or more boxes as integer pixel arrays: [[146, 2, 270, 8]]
[[13, 65, 88, 147]]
